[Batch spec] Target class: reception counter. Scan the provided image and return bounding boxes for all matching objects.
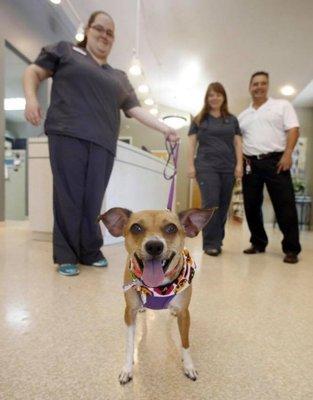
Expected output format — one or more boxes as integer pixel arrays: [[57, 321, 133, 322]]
[[28, 137, 174, 244]]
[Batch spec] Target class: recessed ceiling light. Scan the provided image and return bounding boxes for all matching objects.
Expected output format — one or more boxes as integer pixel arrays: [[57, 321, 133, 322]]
[[163, 115, 188, 129], [50, 0, 61, 4], [144, 98, 154, 106], [280, 85, 296, 96], [138, 84, 149, 94]]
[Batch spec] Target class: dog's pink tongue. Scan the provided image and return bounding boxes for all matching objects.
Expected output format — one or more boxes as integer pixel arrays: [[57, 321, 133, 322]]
[[142, 260, 165, 287]]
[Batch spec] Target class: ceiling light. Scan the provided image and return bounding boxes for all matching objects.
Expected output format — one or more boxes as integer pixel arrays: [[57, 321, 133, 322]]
[[144, 98, 154, 106], [180, 60, 200, 86], [4, 98, 26, 111], [50, 0, 61, 4], [75, 23, 84, 42], [138, 84, 149, 94], [280, 85, 296, 96], [129, 56, 142, 76], [163, 115, 188, 130], [129, 64, 142, 76], [75, 32, 84, 42], [150, 107, 158, 116]]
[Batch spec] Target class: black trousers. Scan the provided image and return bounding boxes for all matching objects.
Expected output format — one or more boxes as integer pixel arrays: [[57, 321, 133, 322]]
[[48, 135, 114, 264], [242, 155, 301, 254], [197, 170, 234, 250]]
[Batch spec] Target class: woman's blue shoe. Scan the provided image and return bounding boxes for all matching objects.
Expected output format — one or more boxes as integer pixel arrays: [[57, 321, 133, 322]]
[[92, 258, 108, 267], [58, 263, 79, 276]]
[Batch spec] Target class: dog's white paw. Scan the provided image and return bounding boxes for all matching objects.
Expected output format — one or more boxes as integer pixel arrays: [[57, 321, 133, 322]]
[[118, 366, 133, 385], [183, 363, 198, 381], [182, 348, 198, 381]]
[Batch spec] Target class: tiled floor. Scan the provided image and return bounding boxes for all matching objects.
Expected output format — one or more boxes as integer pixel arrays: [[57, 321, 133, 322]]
[[0, 220, 312, 400]]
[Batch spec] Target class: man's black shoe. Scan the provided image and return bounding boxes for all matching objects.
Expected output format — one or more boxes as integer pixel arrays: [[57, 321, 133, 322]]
[[204, 248, 222, 257], [283, 253, 298, 264], [243, 246, 265, 254]]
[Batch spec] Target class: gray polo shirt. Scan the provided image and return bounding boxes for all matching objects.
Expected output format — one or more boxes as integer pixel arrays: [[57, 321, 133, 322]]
[[188, 114, 241, 173], [34, 41, 140, 155]]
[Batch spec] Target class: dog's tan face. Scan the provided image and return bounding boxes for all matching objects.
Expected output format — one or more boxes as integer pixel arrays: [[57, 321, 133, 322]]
[[124, 210, 185, 285], [98, 208, 215, 287]]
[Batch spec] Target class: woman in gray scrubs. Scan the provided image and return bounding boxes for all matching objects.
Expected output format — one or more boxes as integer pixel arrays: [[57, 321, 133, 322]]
[[187, 82, 243, 256], [23, 10, 178, 276]]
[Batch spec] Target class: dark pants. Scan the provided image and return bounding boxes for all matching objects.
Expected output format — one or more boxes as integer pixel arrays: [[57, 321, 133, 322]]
[[48, 135, 114, 264], [197, 171, 234, 250], [242, 156, 301, 254]]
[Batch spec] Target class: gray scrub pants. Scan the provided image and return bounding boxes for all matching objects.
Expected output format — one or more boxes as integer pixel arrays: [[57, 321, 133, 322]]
[[48, 134, 114, 265], [196, 170, 234, 250]]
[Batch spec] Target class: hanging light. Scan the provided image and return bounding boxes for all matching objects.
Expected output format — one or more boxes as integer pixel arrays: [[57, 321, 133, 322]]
[[75, 23, 84, 42], [163, 115, 188, 129], [129, 54, 142, 76], [138, 84, 149, 94], [128, 0, 142, 76], [144, 98, 154, 106]]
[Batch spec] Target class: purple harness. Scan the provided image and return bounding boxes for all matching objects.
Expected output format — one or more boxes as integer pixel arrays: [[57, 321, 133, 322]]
[[144, 294, 176, 310]]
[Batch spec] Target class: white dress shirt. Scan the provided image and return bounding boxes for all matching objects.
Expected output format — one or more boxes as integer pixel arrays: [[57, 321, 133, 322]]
[[238, 97, 299, 156]]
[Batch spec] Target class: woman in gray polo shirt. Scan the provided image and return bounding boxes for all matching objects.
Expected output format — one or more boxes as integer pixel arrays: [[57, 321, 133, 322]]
[[23, 10, 178, 276], [187, 82, 243, 256]]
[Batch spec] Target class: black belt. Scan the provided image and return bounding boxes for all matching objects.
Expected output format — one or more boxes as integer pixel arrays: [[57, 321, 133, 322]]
[[244, 151, 283, 160]]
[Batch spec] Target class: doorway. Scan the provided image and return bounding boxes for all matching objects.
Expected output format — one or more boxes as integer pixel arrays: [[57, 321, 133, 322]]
[[3, 42, 47, 221]]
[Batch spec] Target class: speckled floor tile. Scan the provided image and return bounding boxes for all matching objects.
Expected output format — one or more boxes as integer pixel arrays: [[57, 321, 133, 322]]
[[0, 221, 312, 400]]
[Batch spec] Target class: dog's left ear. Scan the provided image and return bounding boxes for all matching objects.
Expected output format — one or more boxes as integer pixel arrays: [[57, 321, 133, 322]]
[[178, 208, 216, 238], [97, 207, 132, 237]]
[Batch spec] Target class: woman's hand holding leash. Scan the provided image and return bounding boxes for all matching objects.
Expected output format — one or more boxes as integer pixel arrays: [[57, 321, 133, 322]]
[[164, 126, 180, 144]]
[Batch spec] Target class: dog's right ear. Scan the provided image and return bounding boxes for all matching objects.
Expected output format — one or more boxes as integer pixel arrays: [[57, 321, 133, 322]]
[[97, 207, 132, 237]]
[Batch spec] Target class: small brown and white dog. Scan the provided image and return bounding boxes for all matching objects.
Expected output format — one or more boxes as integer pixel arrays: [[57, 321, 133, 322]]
[[98, 207, 214, 384]]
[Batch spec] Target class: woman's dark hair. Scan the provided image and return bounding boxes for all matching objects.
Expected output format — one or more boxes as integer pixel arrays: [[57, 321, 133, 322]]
[[77, 10, 113, 48], [193, 82, 230, 126]]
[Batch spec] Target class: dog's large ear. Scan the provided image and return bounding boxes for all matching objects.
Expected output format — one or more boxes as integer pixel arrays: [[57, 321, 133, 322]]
[[178, 208, 216, 238], [97, 207, 132, 237]]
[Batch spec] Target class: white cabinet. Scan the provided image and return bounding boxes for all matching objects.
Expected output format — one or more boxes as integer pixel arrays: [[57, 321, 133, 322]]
[[28, 138, 174, 244]]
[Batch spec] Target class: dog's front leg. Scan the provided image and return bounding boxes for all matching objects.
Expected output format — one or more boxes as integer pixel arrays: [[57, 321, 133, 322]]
[[119, 305, 138, 384], [177, 308, 198, 381]]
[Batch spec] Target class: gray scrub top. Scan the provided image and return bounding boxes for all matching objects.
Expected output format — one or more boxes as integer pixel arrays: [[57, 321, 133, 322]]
[[34, 41, 140, 155], [188, 114, 241, 173]]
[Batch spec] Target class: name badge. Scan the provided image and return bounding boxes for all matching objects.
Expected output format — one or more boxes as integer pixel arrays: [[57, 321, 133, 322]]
[[72, 46, 87, 56]]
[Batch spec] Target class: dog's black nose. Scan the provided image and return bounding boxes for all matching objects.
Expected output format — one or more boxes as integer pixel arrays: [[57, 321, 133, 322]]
[[145, 240, 164, 256]]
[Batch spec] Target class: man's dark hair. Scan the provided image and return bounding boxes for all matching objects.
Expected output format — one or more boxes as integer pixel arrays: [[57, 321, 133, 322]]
[[249, 71, 269, 85]]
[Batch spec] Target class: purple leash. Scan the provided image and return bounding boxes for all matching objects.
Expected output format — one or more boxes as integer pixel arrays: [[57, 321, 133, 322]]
[[163, 139, 179, 211]]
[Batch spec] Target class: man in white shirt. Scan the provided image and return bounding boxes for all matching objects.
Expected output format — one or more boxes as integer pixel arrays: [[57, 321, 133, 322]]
[[238, 71, 301, 263]]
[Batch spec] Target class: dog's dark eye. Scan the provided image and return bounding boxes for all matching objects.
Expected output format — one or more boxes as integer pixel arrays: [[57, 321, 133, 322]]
[[164, 223, 178, 234], [130, 223, 144, 234]]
